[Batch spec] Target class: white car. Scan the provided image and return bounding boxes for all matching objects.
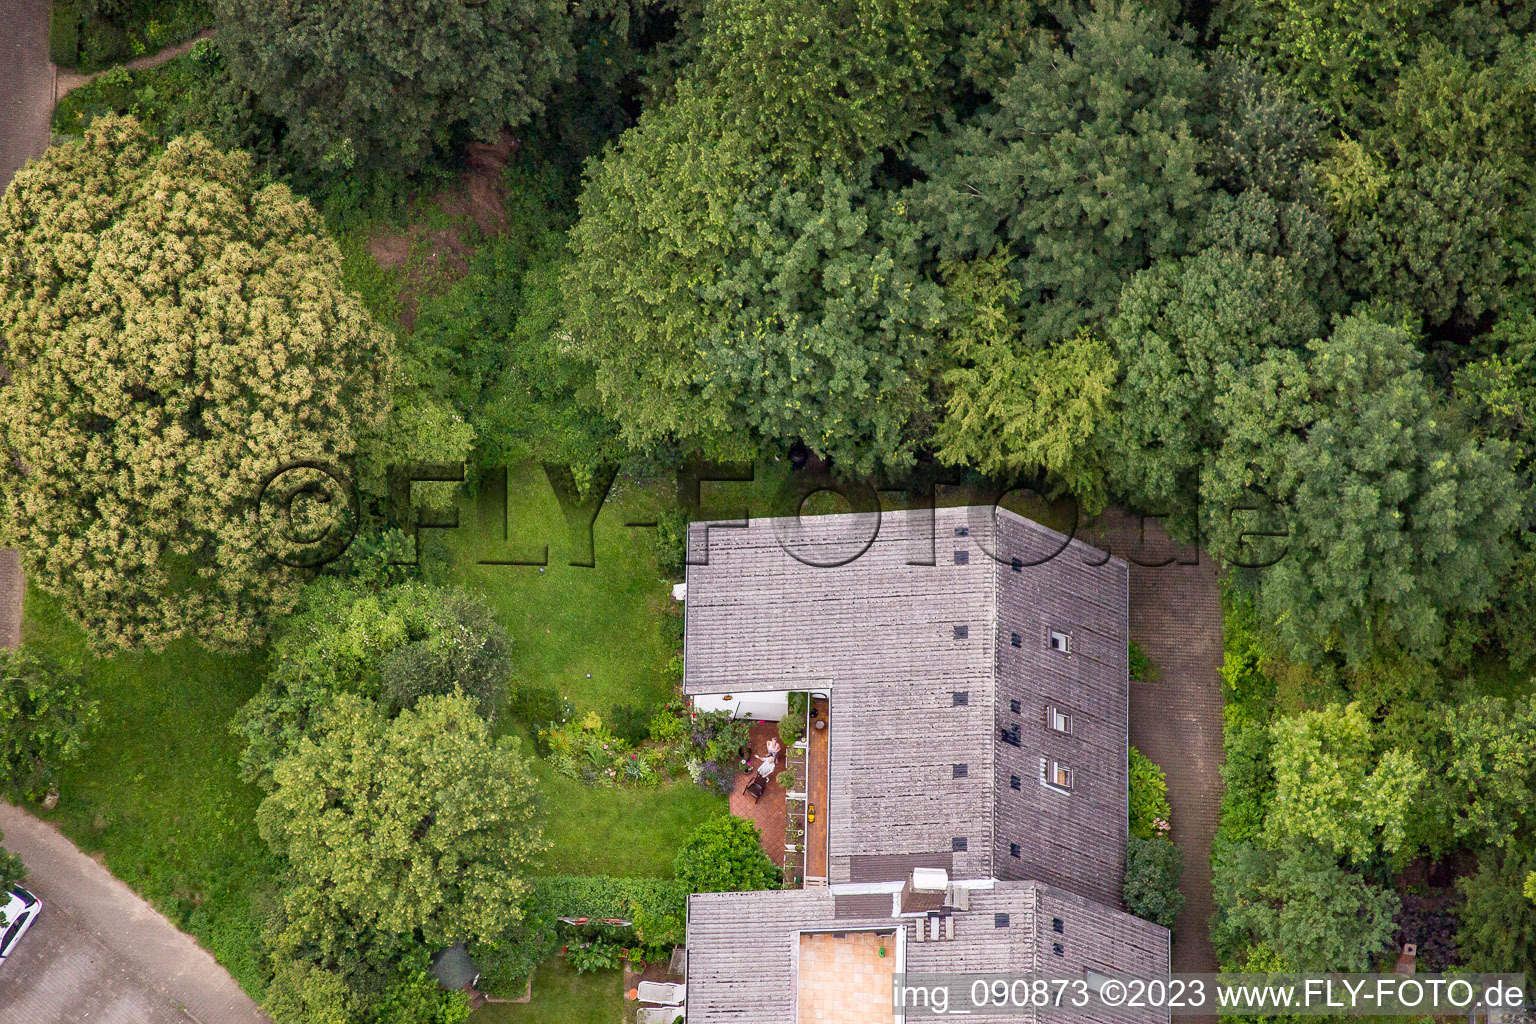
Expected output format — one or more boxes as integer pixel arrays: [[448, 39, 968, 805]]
[[0, 887, 40, 965]]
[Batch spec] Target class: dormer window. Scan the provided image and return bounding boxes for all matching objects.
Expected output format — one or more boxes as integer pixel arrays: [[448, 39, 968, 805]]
[[1042, 758, 1073, 792], [1049, 630, 1071, 654], [1046, 706, 1073, 735]]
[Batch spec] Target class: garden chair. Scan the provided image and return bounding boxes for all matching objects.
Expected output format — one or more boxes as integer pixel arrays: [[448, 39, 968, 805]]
[[637, 1008, 684, 1024], [638, 981, 686, 1005], [744, 775, 767, 801]]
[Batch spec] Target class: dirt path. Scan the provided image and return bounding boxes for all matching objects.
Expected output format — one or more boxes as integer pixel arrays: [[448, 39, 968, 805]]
[[1088, 511, 1225, 989], [54, 29, 215, 101], [0, 802, 271, 1024]]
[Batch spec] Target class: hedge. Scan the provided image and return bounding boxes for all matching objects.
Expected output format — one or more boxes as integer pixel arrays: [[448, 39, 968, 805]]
[[48, 0, 79, 67], [529, 875, 690, 922]]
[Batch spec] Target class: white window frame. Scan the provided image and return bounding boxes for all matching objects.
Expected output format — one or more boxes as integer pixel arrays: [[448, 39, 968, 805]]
[[1049, 761, 1073, 791], [1049, 630, 1072, 654], [1084, 969, 1113, 995], [1046, 706, 1073, 735]]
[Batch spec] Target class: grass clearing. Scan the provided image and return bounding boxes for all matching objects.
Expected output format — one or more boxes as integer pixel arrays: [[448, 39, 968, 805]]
[[471, 959, 622, 1023], [446, 464, 727, 874], [20, 586, 278, 998]]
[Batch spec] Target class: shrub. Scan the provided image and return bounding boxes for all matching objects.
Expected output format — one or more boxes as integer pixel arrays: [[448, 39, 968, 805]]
[[1129, 641, 1159, 682], [609, 703, 653, 746], [48, 0, 80, 66], [1393, 892, 1460, 971], [1129, 747, 1173, 840], [566, 941, 624, 974], [0, 830, 25, 894], [0, 646, 99, 800], [1123, 834, 1185, 929], [674, 817, 779, 894], [653, 504, 689, 579]]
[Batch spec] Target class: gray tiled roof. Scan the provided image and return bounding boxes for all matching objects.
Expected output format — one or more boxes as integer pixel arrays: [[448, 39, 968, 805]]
[[686, 882, 1169, 1024], [683, 506, 1131, 899]]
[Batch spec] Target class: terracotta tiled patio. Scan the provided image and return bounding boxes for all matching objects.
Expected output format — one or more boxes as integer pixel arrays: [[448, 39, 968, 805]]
[[729, 720, 787, 866], [798, 931, 896, 1024]]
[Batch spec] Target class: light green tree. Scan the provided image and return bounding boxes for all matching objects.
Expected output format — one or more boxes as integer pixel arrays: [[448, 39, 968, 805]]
[[934, 256, 1117, 505], [257, 694, 545, 962], [1444, 696, 1536, 851], [0, 116, 390, 651], [1265, 702, 1424, 863]]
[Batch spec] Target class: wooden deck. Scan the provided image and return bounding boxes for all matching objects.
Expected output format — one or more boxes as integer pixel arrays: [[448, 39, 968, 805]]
[[805, 697, 830, 881]]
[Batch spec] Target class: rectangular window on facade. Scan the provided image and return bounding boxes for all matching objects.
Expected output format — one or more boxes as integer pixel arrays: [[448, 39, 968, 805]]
[[1010, 632, 1021, 647], [1051, 762, 1073, 790], [1009, 843, 1020, 858], [1001, 724, 1021, 746], [1085, 970, 1113, 994], [1052, 918, 1064, 934], [1049, 630, 1071, 653], [1010, 775, 1021, 790], [1046, 706, 1073, 735], [1010, 698, 1021, 714], [1053, 943, 1065, 957]]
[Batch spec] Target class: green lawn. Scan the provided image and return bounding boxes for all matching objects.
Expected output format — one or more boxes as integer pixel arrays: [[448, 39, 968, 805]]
[[447, 465, 727, 875], [450, 465, 677, 716], [472, 959, 623, 1023], [20, 587, 278, 998]]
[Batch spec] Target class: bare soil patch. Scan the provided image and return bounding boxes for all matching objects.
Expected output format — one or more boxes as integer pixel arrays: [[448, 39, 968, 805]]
[[367, 130, 518, 330]]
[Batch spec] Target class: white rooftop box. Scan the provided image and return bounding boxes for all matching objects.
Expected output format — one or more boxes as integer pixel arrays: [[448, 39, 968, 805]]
[[912, 868, 949, 892]]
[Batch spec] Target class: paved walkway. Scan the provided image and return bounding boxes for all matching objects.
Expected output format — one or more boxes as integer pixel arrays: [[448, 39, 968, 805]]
[[0, 804, 271, 1023], [0, 0, 55, 194], [1088, 512, 1224, 987]]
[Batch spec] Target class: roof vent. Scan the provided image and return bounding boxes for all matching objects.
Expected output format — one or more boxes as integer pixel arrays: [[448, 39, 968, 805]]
[[954, 550, 969, 565], [954, 526, 969, 537], [912, 867, 949, 892], [953, 624, 969, 639]]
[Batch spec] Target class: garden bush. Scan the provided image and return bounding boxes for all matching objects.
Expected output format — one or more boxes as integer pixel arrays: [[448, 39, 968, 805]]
[[1123, 834, 1185, 929], [1129, 746, 1173, 840], [674, 816, 779, 894], [0, 646, 99, 800], [49, 0, 80, 66], [609, 703, 653, 746]]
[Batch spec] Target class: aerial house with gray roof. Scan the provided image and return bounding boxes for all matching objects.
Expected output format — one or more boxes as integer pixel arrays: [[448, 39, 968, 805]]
[[678, 505, 1170, 1024]]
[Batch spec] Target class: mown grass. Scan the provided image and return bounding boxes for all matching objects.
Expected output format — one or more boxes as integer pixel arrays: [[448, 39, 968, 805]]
[[471, 959, 623, 1023], [20, 586, 278, 999], [446, 464, 727, 875]]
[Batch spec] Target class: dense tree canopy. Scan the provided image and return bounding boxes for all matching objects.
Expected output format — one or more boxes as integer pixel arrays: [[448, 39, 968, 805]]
[[0, 117, 389, 650], [233, 580, 511, 785], [0, 647, 98, 800], [1206, 317, 1522, 663], [673, 816, 780, 894], [257, 694, 544, 962], [215, 0, 573, 174]]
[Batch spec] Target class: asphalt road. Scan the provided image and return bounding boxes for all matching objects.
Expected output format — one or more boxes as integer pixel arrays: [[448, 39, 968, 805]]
[[0, 0, 55, 187], [0, 805, 271, 1024]]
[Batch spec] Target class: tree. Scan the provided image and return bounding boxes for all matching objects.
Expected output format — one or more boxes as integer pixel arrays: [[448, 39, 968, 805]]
[[257, 694, 544, 964], [1265, 703, 1424, 864], [1123, 834, 1184, 929], [1444, 696, 1536, 851], [1104, 245, 1322, 520], [565, 94, 944, 472], [0, 116, 390, 651], [934, 256, 1118, 505], [1457, 846, 1536, 974], [1213, 844, 1398, 971], [215, 0, 573, 174], [673, 816, 779, 893], [232, 580, 512, 787], [1206, 316, 1523, 663], [0, 646, 99, 800], [1128, 746, 1173, 841], [910, 0, 1209, 350]]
